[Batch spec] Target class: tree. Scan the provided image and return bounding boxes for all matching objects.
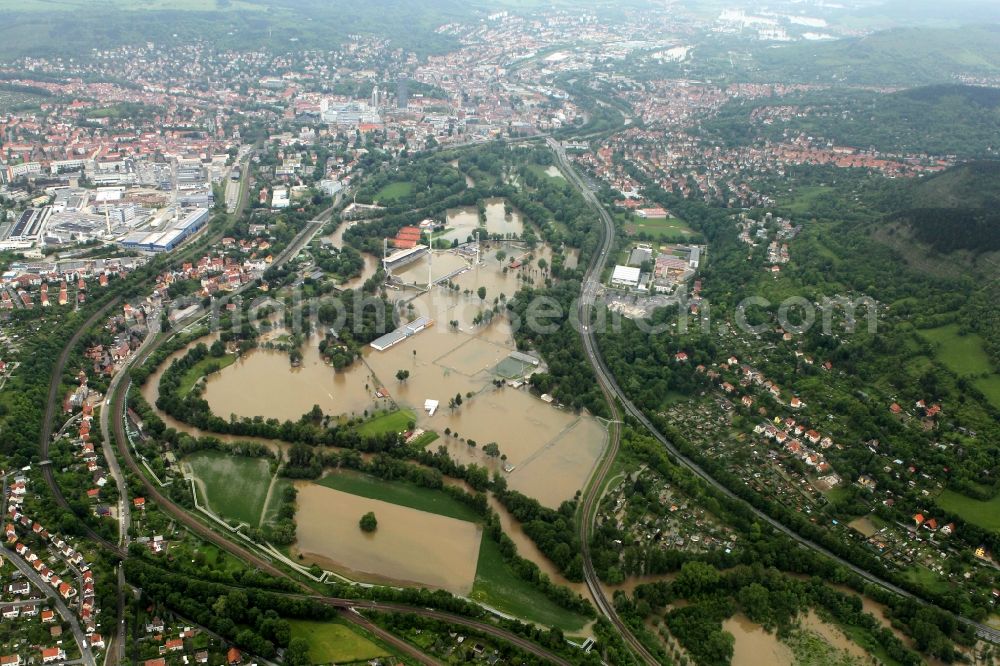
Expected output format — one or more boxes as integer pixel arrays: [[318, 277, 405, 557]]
[[284, 638, 312, 666], [477, 286, 486, 302], [395, 369, 410, 382], [496, 250, 507, 262], [359, 511, 378, 532], [483, 442, 501, 458]]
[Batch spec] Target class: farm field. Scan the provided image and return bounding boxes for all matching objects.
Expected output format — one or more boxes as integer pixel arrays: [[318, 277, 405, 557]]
[[310, 471, 590, 630], [937, 489, 1000, 532], [186, 451, 273, 525], [919, 324, 1000, 408], [287, 619, 388, 664], [316, 470, 477, 521]]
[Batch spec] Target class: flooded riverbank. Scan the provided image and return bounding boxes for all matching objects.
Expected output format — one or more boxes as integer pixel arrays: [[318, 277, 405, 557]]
[[723, 613, 794, 666], [321, 218, 379, 290]]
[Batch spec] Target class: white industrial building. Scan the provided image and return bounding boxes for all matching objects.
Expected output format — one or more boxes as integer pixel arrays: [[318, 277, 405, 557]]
[[611, 264, 641, 289]]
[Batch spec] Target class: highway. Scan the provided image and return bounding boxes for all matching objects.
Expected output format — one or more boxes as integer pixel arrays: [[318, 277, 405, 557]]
[[549, 137, 1000, 649]]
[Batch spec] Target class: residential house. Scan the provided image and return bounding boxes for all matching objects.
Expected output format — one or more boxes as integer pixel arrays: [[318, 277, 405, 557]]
[[40, 648, 65, 664]]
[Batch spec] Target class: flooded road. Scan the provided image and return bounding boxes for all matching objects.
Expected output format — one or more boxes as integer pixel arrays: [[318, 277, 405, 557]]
[[294, 482, 483, 595]]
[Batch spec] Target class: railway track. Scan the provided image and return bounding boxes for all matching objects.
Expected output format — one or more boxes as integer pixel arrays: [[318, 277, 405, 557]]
[[548, 140, 661, 665], [551, 138, 1000, 650]]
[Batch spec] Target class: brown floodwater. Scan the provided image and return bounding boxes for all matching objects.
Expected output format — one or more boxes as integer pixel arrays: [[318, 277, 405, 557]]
[[203, 336, 382, 422], [799, 609, 870, 662], [142, 241, 606, 509], [294, 482, 483, 595], [138, 333, 287, 451], [723, 613, 794, 666], [448, 159, 476, 188], [321, 218, 380, 289], [436, 198, 524, 245]]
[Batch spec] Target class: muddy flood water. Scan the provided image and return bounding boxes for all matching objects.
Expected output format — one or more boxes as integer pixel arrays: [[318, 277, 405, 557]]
[[203, 334, 383, 423], [321, 218, 379, 290], [724, 613, 795, 666], [294, 482, 482, 595], [435, 198, 524, 245], [188, 240, 606, 507]]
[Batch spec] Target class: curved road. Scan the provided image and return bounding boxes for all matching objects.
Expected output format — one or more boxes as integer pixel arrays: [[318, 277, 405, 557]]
[[549, 138, 1000, 647]]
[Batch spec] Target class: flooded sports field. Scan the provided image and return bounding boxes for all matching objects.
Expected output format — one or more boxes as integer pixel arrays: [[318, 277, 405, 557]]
[[203, 336, 381, 422], [435, 198, 524, 245], [367, 250, 606, 507], [294, 483, 482, 595]]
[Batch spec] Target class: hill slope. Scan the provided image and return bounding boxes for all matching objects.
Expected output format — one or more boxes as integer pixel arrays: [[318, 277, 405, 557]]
[[884, 163, 1000, 261], [704, 84, 1000, 158], [751, 25, 1000, 86], [0, 0, 471, 58]]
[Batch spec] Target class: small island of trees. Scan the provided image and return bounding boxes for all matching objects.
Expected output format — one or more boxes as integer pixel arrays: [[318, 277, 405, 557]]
[[359, 511, 378, 532]]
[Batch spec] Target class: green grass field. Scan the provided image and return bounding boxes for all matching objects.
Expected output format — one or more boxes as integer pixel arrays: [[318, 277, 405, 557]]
[[920, 324, 992, 375], [937, 489, 1000, 532], [316, 470, 478, 521], [355, 409, 416, 438], [179, 354, 236, 394], [288, 619, 387, 664], [919, 324, 1000, 408], [471, 537, 588, 632], [261, 477, 293, 526], [780, 185, 834, 216], [374, 181, 414, 202], [527, 163, 566, 182], [409, 431, 440, 448], [624, 215, 695, 240], [187, 451, 273, 525], [313, 471, 589, 631], [902, 565, 951, 595]]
